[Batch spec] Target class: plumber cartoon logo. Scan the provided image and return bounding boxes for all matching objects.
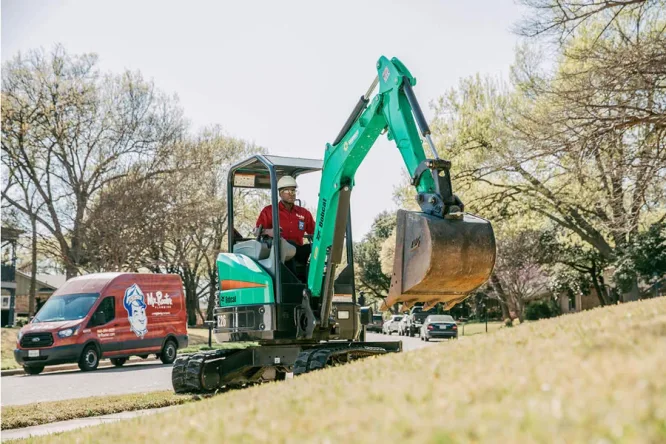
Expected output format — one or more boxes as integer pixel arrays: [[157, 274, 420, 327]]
[[124, 284, 148, 338]]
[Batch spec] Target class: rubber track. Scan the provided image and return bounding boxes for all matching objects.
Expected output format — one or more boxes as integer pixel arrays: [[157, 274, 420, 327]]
[[293, 346, 387, 376], [172, 349, 237, 394]]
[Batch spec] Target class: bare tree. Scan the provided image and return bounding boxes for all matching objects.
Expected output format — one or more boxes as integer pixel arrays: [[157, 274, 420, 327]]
[[86, 127, 265, 325], [428, 8, 665, 300], [1, 45, 186, 278], [484, 230, 550, 321], [515, 0, 653, 43]]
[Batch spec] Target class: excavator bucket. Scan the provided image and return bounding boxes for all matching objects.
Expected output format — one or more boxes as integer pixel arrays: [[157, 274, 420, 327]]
[[384, 210, 496, 311]]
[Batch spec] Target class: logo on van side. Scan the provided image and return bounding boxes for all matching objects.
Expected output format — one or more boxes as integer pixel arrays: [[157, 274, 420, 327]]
[[123, 284, 148, 338], [146, 291, 173, 308]]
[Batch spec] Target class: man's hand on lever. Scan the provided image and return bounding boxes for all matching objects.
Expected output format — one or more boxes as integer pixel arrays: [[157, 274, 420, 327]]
[[254, 226, 275, 238]]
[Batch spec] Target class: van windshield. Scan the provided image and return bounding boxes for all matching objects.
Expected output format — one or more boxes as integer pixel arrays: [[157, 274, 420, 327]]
[[33, 293, 100, 323]]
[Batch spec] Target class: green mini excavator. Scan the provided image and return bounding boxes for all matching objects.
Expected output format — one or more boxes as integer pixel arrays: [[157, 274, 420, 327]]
[[172, 56, 496, 393]]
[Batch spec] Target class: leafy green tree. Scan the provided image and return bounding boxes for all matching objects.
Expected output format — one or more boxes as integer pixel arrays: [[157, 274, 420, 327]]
[[354, 211, 396, 310], [613, 222, 666, 294], [410, 3, 666, 302]]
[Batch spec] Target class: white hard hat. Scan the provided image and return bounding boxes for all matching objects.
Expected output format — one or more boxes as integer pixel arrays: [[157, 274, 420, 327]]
[[277, 176, 298, 189]]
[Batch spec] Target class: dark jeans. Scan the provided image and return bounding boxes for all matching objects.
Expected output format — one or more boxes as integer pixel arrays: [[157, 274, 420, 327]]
[[286, 242, 311, 282]]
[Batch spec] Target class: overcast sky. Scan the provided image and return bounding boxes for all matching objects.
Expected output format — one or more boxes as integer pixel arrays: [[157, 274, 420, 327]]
[[2, 0, 526, 239]]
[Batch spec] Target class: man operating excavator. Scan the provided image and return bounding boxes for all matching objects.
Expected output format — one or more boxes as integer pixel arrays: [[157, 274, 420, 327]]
[[255, 175, 315, 280]]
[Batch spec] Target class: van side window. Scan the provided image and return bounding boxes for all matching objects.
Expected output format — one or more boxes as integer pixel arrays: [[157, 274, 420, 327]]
[[90, 297, 115, 327]]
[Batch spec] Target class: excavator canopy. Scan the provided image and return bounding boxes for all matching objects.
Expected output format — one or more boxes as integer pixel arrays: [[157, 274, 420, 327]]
[[385, 210, 496, 311]]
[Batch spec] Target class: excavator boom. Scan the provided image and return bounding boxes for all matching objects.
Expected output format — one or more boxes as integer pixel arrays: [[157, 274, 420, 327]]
[[308, 56, 496, 319]]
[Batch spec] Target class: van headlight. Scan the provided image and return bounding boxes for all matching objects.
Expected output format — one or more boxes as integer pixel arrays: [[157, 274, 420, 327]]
[[57, 327, 77, 338], [17, 331, 24, 341]]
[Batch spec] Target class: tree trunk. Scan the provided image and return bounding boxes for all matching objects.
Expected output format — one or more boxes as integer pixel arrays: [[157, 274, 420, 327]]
[[590, 268, 608, 306], [489, 273, 514, 320], [181, 268, 199, 327], [196, 306, 205, 325], [206, 267, 218, 321], [622, 277, 640, 303], [65, 262, 78, 280], [515, 297, 525, 322], [28, 216, 37, 316], [499, 300, 510, 320]]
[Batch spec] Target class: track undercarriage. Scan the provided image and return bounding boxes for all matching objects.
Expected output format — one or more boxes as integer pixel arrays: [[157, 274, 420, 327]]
[[172, 341, 401, 394]]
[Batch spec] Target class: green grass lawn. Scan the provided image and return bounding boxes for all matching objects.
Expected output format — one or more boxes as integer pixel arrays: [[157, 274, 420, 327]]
[[458, 320, 504, 336], [1, 328, 20, 370], [14, 296, 666, 443], [187, 327, 213, 345]]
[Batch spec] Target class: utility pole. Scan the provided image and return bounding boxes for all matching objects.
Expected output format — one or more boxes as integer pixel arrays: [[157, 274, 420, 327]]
[[485, 299, 488, 333]]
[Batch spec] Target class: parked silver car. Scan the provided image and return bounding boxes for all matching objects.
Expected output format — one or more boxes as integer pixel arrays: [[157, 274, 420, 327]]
[[382, 315, 403, 335], [397, 315, 411, 336], [420, 315, 458, 341]]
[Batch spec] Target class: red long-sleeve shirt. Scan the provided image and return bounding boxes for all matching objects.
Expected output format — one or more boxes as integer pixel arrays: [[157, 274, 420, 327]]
[[256, 202, 315, 246]]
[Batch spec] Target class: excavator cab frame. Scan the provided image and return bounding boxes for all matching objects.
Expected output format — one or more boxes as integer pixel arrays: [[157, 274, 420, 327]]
[[227, 154, 323, 303], [221, 154, 361, 343]]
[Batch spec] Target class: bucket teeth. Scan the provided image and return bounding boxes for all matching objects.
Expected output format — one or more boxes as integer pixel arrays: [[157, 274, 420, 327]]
[[385, 210, 496, 310]]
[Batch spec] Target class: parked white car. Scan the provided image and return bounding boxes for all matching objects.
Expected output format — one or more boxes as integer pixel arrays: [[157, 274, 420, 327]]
[[382, 315, 403, 335], [397, 315, 411, 336]]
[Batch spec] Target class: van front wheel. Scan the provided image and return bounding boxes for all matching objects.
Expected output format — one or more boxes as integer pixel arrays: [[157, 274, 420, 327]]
[[24, 365, 44, 375], [79, 345, 99, 371], [160, 340, 177, 364]]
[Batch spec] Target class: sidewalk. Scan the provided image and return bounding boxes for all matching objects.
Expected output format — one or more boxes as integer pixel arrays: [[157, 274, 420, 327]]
[[1, 405, 177, 441], [1, 356, 159, 376]]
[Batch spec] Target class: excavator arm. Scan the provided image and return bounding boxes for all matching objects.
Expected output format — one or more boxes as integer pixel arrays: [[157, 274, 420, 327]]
[[305, 56, 495, 334]]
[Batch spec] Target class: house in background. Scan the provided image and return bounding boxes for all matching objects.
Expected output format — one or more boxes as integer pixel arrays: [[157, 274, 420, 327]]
[[1, 226, 22, 326], [558, 288, 602, 314], [13, 272, 66, 316]]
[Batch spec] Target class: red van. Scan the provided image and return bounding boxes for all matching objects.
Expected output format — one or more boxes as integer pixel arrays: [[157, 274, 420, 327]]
[[14, 273, 188, 375]]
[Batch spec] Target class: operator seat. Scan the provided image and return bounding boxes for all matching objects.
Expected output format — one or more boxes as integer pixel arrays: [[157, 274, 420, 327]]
[[232, 240, 270, 261], [232, 239, 296, 278], [259, 238, 296, 277]]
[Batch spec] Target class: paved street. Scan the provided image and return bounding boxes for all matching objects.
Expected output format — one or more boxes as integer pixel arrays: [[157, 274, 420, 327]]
[[1, 332, 434, 406], [366, 331, 432, 351], [1, 360, 173, 406]]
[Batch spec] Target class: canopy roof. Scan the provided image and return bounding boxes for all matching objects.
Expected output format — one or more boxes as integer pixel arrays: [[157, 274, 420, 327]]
[[229, 155, 322, 189]]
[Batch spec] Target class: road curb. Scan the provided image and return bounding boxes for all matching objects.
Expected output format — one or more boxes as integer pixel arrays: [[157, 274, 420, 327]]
[[1, 357, 160, 376]]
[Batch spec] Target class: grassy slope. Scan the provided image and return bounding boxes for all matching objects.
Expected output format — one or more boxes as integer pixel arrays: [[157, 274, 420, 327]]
[[18, 297, 666, 443], [1, 391, 194, 430], [459, 321, 503, 336]]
